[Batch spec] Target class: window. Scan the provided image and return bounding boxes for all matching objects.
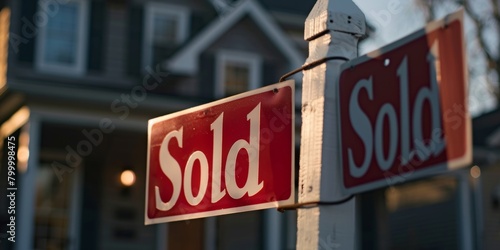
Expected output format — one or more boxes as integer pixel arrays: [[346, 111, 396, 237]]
[[215, 50, 262, 97], [36, 0, 89, 75], [143, 3, 189, 67], [34, 161, 82, 250]]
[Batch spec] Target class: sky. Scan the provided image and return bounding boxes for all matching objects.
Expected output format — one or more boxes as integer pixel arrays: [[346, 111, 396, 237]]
[[352, 0, 497, 116], [354, 0, 427, 53]]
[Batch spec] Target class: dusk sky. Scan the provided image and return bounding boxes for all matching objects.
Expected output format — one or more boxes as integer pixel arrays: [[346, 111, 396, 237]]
[[355, 0, 497, 115]]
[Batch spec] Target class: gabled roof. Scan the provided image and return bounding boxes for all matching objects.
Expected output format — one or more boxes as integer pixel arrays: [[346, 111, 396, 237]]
[[164, 0, 304, 75]]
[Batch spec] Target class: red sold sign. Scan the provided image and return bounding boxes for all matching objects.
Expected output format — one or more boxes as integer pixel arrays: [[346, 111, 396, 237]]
[[146, 81, 294, 224], [338, 11, 471, 194]]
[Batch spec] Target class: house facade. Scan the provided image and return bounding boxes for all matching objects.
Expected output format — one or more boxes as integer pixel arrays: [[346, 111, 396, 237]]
[[0, 0, 309, 249]]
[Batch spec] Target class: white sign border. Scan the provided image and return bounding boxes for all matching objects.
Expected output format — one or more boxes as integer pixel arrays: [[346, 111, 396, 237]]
[[145, 80, 295, 225]]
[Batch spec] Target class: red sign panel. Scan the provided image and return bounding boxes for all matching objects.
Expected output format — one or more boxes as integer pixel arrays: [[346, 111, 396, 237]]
[[146, 81, 295, 224], [338, 11, 471, 194]]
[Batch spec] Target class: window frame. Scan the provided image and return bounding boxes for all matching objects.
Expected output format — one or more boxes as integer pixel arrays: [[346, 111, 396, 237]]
[[35, 0, 89, 75], [215, 50, 262, 98], [142, 2, 190, 68]]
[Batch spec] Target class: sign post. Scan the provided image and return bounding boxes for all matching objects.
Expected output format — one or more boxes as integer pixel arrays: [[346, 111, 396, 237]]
[[297, 0, 365, 249]]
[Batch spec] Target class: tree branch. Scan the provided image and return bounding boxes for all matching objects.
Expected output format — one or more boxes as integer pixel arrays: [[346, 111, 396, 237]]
[[460, 0, 495, 65], [414, 0, 500, 100], [414, 0, 436, 22]]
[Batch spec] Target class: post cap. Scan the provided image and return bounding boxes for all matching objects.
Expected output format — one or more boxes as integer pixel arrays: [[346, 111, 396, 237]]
[[305, 0, 366, 41]]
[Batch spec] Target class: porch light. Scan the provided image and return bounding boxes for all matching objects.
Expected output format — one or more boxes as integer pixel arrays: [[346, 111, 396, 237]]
[[120, 170, 136, 187], [470, 165, 481, 179]]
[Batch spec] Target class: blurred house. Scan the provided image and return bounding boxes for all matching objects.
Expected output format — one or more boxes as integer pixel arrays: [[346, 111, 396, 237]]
[[0, 0, 310, 249], [0, 0, 499, 250]]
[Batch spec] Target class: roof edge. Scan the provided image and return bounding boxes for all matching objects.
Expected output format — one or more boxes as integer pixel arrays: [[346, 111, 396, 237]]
[[164, 0, 305, 75]]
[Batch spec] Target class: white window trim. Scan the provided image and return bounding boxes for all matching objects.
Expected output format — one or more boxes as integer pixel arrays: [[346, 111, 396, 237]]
[[142, 2, 190, 68], [35, 0, 89, 75], [215, 50, 262, 98]]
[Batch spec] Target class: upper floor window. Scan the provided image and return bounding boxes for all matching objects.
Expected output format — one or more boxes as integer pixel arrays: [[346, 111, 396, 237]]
[[36, 0, 89, 75], [143, 3, 189, 67], [215, 50, 261, 98]]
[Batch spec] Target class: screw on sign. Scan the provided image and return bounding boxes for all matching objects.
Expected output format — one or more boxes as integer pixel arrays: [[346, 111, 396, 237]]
[[145, 81, 295, 224], [337, 10, 472, 195]]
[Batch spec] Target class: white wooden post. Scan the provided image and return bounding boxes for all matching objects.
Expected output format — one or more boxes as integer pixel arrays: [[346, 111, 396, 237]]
[[297, 0, 365, 249]]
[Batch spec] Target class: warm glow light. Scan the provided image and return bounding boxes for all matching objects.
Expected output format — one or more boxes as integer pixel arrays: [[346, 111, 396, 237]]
[[17, 146, 29, 165], [470, 165, 481, 179], [1, 107, 30, 138], [0, 8, 10, 91], [120, 170, 136, 187], [17, 128, 30, 173]]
